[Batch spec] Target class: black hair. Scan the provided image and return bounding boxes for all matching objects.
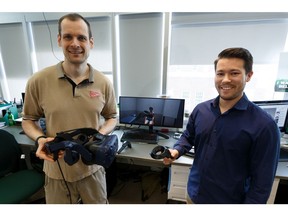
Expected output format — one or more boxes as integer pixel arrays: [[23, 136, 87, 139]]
[[214, 47, 253, 74]]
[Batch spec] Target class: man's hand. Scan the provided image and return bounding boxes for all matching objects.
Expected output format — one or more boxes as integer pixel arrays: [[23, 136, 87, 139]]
[[36, 137, 64, 162], [163, 149, 179, 165]]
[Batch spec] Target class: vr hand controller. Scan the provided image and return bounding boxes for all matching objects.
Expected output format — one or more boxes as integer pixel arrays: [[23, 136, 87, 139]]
[[150, 145, 173, 160]]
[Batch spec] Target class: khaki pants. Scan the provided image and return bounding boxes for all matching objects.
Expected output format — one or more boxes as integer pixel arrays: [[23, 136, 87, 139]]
[[44, 167, 108, 204]]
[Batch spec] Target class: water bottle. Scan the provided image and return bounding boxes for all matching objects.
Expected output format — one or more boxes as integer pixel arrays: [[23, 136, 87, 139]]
[[7, 110, 14, 126], [13, 98, 17, 108]]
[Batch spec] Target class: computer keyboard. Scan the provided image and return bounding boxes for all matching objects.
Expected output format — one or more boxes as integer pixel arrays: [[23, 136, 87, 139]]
[[185, 147, 195, 158], [121, 129, 158, 144], [281, 137, 288, 145]]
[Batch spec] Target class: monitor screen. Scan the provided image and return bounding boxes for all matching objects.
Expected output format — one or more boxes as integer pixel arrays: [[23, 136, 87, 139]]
[[119, 96, 185, 129], [253, 100, 288, 132]]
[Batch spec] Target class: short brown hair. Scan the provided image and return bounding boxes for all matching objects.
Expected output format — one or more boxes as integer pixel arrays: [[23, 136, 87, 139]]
[[58, 13, 92, 39]]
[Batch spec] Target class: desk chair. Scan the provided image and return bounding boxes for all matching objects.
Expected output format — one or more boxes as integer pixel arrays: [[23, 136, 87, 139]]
[[0, 129, 45, 204]]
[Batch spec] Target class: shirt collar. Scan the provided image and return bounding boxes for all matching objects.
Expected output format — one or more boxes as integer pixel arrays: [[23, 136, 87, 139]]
[[211, 93, 250, 111], [56, 61, 94, 83]]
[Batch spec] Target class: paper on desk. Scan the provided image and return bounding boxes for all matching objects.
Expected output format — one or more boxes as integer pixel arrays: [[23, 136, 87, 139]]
[[14, 117, 23, 122]]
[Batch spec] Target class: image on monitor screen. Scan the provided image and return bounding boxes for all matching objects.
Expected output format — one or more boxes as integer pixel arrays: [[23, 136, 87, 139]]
[[119, 96, 185, 143], [254, 100, 288, 132], [119, 96, 185, 129]]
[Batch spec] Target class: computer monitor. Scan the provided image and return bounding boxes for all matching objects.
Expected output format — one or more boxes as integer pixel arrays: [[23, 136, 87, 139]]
[[119, 96, 185, 143], [253, 100, 288, 133]]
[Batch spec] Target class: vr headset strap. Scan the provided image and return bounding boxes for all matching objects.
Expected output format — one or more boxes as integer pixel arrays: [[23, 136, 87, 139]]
[[55, 128, 100, 145]]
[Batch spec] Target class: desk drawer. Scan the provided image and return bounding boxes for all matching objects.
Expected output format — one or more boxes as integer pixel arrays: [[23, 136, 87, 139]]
[[168, 184, 187, 202], [168, 164, 190, 202], [170, 164, 190, 183], [169, 181, 187, 193]]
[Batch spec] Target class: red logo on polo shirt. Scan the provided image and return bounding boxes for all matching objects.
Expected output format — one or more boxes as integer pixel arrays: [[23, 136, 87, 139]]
[[89, 91, 100, 98]]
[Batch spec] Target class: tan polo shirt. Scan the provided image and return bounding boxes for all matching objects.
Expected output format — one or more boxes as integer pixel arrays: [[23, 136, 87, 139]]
[[23, 62, 117, 182]]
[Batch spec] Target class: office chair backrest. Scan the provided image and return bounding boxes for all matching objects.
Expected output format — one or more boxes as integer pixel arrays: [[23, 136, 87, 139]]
[[0, 129, 45, 204], [0, 129, 27, 177]]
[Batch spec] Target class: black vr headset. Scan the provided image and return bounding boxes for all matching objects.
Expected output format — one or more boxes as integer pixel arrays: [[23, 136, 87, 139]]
[[45, 128, 118, 168]]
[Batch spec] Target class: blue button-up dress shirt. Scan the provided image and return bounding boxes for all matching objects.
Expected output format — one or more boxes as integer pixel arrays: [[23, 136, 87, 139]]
[[174, 94, 280, 204]]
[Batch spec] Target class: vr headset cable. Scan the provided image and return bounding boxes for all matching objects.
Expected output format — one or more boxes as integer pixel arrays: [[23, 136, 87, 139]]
[[56, 159, 73, 204]]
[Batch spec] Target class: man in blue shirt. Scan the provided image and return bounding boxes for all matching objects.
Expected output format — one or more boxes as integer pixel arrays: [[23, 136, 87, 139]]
[[163, 47, 280, 204]]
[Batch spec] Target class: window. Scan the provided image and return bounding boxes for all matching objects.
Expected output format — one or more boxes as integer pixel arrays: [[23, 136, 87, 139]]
[[31, 14, 113, 83], [168, 13, 288, 112], [0, 22, 32, 102], [118, 13, 164, 97]]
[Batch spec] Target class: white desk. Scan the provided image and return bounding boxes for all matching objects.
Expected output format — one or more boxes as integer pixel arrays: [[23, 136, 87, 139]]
[[2, 126, 193, 202], [1, 125, 193, 165], [2, 125, 34, 146], [110, 129, 193, 202], [2, 126, 287, 204], [112, 129, 193, 167]]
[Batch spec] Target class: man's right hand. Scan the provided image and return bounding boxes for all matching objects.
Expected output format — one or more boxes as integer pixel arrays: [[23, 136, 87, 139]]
[[163, 149, 179, 165], [36, 137, 63, 162]]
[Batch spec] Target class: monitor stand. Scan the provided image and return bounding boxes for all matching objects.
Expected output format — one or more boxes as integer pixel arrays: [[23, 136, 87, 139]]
[[120, 125, 169, 144], [156, 131, 170, 139], [149, 125, 169, 139], [121, 128, 158, 144]]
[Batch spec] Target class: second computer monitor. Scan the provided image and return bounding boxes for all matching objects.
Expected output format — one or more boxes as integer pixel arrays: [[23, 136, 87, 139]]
[[254, 100, 288, 133], [119, 96, 185, 130]]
